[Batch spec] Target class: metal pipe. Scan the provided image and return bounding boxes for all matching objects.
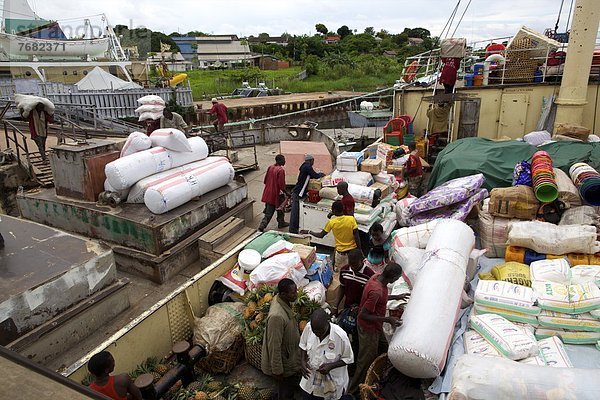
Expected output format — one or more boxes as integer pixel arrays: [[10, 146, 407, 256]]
[[483, 54, 505, 85], [554, 0, 600, 128]]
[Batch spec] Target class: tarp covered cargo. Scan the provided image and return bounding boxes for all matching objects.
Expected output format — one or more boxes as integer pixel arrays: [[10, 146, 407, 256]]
[[428, 138, 600, 191]]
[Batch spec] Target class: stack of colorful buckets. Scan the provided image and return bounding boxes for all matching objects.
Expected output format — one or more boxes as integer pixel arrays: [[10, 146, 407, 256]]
[[531, 150, 558, 203], [570, 162, 600, 206]]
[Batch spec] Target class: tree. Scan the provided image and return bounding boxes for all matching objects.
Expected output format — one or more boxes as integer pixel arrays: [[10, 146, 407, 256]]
[[341, 33, 376, 54], [186, 30, 207, 37], [337, 25, 352, 39], [315, 23, 328, 35], [364, 26, 375, 36], [403, 27, 431, 40], [376, 29, 389, 39], [169, 32, 182, 37], [258, 32, 270, 42]]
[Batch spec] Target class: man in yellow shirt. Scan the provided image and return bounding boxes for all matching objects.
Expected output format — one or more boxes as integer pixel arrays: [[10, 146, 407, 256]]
[[302, 200, 361, 269]]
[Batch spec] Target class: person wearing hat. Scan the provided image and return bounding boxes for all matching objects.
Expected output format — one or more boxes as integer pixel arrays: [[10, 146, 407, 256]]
[[289, 154, 324, 234], [160, 106, 188, 133], [208, 98, 228, 132]]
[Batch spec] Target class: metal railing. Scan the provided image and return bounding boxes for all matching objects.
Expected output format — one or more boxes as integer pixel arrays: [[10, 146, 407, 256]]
[[3, 119, 33, 178]]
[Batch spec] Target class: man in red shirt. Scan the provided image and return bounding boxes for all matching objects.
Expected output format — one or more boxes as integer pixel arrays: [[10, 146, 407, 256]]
[[334, 249, 374, 314], [22, 102, 54, 161], [337, 181, 355, 215], [440, 57, 461, 94], [406, 142, 424, 197], [208, 98, 228, 132], [348, 263, 408, 395], [259, 154, 289, 231]]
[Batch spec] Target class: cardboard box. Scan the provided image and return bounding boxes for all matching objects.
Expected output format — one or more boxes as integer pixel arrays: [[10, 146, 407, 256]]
[[336, 151, 364, 172], [386, 165, 405, 176], [307, 179, 322, 191], [292, 244, 317, 268], [361, 158, 384, 174], [376, 143, 396, 164], [371, 182, 390, 198]]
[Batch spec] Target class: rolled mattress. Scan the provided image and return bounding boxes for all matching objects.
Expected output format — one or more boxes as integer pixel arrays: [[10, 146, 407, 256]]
[[105, 137, 209, 190], [388, 219, 475, 378], [127, 157, 228, 203], [144, 158, 234, 214]]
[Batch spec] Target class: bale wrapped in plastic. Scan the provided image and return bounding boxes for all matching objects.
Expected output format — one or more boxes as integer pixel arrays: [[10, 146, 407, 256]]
[[144, 158, 234, 214], [507, 220, 600, 255], [127, 157, 228, 203], [14, 94, 55, 118], [120, 131, 152, 158], [105, 137, 209, 190], [449, 354, 600, 400], [388, 219, 475, 378]]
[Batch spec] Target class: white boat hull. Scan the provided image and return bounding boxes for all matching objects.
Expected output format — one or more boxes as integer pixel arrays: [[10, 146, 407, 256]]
[[0, 32, 109, 60]]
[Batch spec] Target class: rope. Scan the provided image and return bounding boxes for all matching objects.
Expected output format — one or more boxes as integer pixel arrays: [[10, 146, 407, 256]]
[[555, 0, 566, 33], [451, 0, 474, 38]]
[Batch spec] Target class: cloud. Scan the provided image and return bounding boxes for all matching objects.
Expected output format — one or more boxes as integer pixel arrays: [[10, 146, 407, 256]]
[[34, 0, 571, 42]]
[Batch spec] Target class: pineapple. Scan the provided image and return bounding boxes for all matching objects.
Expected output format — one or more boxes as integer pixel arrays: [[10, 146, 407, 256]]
[[254, 312, 265, 323], [194, 391, 209, 400], [205, 380, 223, 392], [298, 320, 308, 332], [257, 293, 273, 307], [152, 371, 162, 383], [187, 381, 204, 392], [237, 384, 259, 400], [249, 320, 258, 330], [243, 302, 257, 320], [168, 380, 183, 394], [154, 363, 169, 376], [257, 388, 272, 400]]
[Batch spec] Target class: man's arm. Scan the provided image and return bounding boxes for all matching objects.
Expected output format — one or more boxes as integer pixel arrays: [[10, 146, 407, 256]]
[[352, 228, 361, 253], [308, 166, 324, 179], [302, 229, 328, 238], [277, 168, 286, 194], [359, 291, 401, 327], [118, 374, 142, 400], [46, 112, 54, 124], [333, 280, 346, 313]]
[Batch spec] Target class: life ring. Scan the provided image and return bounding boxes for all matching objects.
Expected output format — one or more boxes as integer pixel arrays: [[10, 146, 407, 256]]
[[403, 61, 420, 83]]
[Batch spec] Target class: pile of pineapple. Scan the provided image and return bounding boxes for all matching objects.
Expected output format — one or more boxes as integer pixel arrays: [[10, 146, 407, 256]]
[[243, 285, 323, 345], [169, 374, 272, 400]]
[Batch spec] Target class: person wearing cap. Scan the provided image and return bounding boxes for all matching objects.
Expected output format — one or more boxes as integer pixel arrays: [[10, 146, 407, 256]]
[[160, 106, 188, 133], [289, 154, 325, 234], [208, 98, 228, 132]]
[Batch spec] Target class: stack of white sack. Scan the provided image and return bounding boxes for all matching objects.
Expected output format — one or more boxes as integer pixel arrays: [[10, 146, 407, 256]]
[[529, 259, 600, 344], [477, 199, 520, 258], [354, 204, 383, 226], [388, 219, 475, 378], [136, 95, 166, 121], [336, 151, 363, 172], [507, 220, 600, 255], [473, 280, 541, 326], [519, 336, 573, 367], [14, 94, 55, 117], [144, 158, 234, 214], [105, 136, 209, 191], [450, 355, 600, 400], [120, 131, 152, 158], [470, 314, 539, 360], [347, 183, 379, 205], [331, 170, 373, 186]]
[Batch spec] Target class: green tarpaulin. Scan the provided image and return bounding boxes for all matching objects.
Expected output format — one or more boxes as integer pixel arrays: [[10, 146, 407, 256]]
[[428, 138, 600, 191]]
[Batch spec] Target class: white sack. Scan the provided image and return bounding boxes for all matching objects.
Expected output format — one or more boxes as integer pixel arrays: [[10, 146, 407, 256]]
[[529, 259, 571, 284], [14, 94, 55, 118], [570, 265, 600, 287], [103, 179, 130, 199], [347, 183, 378, 204], [395, 196, 416, 227], [127, 158, 226, 203], [137, 94, 166, 106], [523, 130, 551, 146], [470, 314, 538, 360], [391, 220, 440, 250], [331, 170, 373, 187], [537, 336, 573, 368], [120, 131, 152, 158], [560, 206, 600, 227], [106, 137, 209, 191], [532, 281, 600, 314], [388, 219, 475, 378], [450, 354, 600, 400], [149, 128, 192, 152], [374, 172, 396, 185], [249, 252, 307, 289], [144, 158, 234, 214], [392, 247, 425, 288], [135, 104, 165, 114], [303, 281, 326, 305], [478, 206, 519, 258], [474, 280, 539, 315], [262, 240, 294, 259], [463, 330, 501, 357], [138, 111, 163, 121], [554, 167, 582, 208], [507, 220, 600, 255]]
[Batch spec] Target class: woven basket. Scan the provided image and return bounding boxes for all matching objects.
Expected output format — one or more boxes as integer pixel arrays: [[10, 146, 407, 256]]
[[196, 335, 244, 374], [244, 341, 263, 370], [359, 353, 393, 400]]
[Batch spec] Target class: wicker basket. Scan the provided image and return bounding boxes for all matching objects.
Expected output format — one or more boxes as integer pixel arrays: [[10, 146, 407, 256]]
[[359, 353, 393, 400], [244, 341, 263, 370], [196, 335, 244, 374]]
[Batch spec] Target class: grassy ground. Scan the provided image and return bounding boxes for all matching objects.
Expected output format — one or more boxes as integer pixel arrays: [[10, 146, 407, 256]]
[[187, 67, 400, 100]]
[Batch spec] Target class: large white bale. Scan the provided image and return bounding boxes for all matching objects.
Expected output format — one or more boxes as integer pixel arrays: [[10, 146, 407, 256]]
[[14, 94, 55, 117], [388, 219, 475, 378], [127, 157, 227, 203], [105, 137, 209, 191], [144, 158, 234, 214], [450, 354, 600, 400], [120, 131, 152, 158]]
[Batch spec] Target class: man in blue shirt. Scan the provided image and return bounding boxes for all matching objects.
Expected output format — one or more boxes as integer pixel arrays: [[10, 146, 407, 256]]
[[289, 154, 324, 233]]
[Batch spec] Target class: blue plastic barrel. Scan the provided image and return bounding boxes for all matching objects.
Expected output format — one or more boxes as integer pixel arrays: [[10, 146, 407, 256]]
[[464, 73, 474, 87], [473, 63, 484, 75], [534, 70, 543, 83]]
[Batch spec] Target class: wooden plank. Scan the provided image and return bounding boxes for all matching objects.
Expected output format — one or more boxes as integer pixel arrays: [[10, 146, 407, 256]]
[[214, 227, 256, 255], [198, 216, 237, 243], [198, 217, 245, 250]]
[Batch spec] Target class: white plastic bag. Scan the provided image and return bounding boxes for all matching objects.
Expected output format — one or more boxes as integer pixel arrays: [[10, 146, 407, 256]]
[[135, 104, 165, 114], [105, 137, 209, 191], [507, 220, 600, 255], [470, 314, 538, 360], [120, 131, 152, 158], [347, 183, 378, 204], [249, 252, 307, 289], [533, 281, 600, 314], [137, 94, 166, 105], [261, 240, 294, 259], [395, 196, 416, 227], [570, 264, 600, 287], [330, 170, 373, 186], [150, 128, 192, 152], [537, 336, 573, 368], [450, 354, 600, 400], [529, 258, 571, 284], [303, 281, 326, 305]]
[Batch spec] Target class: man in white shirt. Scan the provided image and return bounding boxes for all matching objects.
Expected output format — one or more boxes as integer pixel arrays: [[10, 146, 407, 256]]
[[300, 309, 354, 400]]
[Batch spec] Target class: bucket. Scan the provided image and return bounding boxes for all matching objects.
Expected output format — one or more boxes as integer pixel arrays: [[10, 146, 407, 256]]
[[464, 73, 474, 87], [473, 75, 484, 86], [533, 70, 543, 83], [534, 183, 559, 203], [473, 63, 484, 75]]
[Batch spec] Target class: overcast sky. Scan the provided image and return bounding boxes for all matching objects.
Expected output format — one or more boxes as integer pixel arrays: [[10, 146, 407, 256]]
[[33, 0, 573, 42]]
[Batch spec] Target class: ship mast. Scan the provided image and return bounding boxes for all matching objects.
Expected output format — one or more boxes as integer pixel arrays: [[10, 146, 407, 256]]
[[554, 0, 600, 127]]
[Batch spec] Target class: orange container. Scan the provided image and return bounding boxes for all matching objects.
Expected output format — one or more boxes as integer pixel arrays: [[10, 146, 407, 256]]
[[473, 75, 484, 86], [416, 138, 427, 158], [504, 246, 525, 264]]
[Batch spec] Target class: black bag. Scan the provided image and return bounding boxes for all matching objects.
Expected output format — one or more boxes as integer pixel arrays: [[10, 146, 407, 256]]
[[337, 307, 358, 334], [536, 200, 566, 224]]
